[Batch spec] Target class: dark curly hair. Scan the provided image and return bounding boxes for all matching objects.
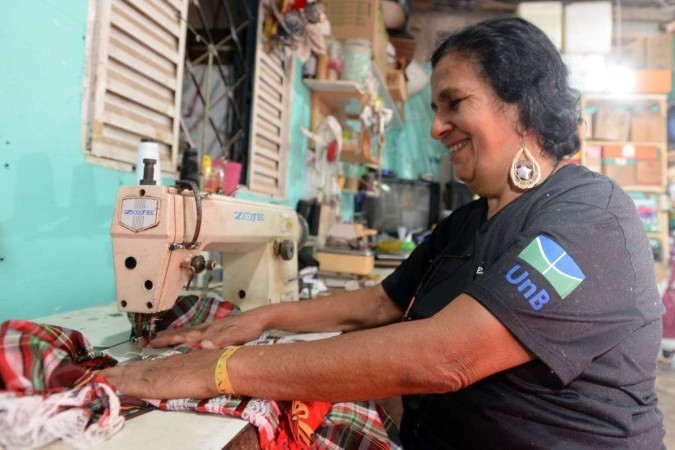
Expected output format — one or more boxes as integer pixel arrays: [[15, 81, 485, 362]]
[[431, 18, 580, 159]]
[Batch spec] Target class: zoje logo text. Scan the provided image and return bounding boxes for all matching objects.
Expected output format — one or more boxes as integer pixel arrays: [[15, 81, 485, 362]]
[[234, 211, 265, 222]]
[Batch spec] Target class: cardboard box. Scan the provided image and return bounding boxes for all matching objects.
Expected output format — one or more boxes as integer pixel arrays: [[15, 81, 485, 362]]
[[563, 2, 612, 54], [585, 145, 602, 172], [636, 160, 662, 185], [602, 145, 630, 159], [593, 107, 631, 141], [603, 158, 636, 185], [635, 146, 659, 160], [316, 249, 374, 275], [633, 69, 672, 94], [646, 35, 673, 70], [603, 145, 658, 160], [517, 2, 563, 50], [609, 36, 645, 69], [631, 112, 665, 142], [325, 0, 389, 77]]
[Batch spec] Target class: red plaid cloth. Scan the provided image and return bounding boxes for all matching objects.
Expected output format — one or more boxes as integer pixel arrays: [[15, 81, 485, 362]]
[[0, 296, 401, 450], [0, 319, 116, 392], [140, 294, 236, 331], [0, 320, 126, 448]]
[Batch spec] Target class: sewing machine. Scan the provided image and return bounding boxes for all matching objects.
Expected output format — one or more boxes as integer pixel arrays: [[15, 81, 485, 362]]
[[110, 159, 302, 347]]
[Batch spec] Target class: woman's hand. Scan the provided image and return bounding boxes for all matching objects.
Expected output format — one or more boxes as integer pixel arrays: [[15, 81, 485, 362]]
[[150, 309, 267, 349], [149, 286, 400, 349], [99, 349, 223, 399]]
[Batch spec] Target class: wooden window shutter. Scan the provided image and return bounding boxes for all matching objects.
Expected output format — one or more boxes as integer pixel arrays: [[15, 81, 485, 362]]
[[246, 1, 291, 197], [83, 0, 189, 175]]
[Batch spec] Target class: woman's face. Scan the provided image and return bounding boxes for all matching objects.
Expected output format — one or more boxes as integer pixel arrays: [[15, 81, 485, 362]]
[[430, 52, 521, 198]]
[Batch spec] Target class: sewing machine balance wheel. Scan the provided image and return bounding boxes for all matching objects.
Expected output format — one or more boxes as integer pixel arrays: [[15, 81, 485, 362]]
[[296, 213, 309, 249]]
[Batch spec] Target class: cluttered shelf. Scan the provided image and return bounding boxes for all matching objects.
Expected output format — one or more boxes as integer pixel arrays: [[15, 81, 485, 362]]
[[304, 66, 403, 130], [305, 79, 363, 126], [580, 93, 670, 266]]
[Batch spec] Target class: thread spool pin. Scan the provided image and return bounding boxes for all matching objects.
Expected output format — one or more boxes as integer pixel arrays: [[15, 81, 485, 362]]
[[140, 158, 157, 185]]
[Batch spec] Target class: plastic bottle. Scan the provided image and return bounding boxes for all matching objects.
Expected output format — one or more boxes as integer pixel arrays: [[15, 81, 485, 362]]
[[202, 155, 212, 190], [205, 159, 227, 193]]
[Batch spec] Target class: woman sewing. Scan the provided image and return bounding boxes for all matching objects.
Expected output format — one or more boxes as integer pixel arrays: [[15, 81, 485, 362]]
[[101, 18, 665, 448]]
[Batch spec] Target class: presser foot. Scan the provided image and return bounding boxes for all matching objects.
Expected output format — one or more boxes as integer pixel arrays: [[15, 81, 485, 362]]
[[131, 313, 157, 356]]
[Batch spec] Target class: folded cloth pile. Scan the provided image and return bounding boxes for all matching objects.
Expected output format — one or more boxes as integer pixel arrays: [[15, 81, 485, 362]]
[[0, 297, 401, 450], [0, 320, 123, 449]]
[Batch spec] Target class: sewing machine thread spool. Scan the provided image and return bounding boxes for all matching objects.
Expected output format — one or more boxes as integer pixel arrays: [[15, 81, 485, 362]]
[[135, 139, 162, 185]]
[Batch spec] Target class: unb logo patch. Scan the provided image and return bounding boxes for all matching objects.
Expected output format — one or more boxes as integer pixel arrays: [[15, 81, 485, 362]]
[[518, 235, 585, 299]]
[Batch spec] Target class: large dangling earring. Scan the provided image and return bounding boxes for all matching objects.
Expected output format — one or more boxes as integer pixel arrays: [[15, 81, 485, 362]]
[[510, 135, 541, 190]]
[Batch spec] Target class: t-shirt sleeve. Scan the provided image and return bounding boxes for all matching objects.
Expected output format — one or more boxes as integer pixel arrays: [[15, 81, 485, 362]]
[[465, 196, 651, 385], [381, 221, 448, 312]]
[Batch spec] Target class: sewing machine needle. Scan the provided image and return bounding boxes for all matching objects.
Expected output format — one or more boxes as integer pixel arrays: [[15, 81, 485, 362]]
[[132, 314, 145, 355]]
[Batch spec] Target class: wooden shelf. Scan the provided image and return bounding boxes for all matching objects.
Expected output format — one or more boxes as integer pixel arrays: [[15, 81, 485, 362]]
[[623, 185, 666, 193], [585, 140, 666, 148], [304, 79, 363, 126], [581, 93, 668, 102], [303, 79, 363, 94], [304, 68, 405, 171], [340, 144, 380, 166], [304, 70, 403, 130]]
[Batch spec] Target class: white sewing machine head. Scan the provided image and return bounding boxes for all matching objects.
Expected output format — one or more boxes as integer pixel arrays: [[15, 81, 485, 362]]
[[110, 159, 301, 346]]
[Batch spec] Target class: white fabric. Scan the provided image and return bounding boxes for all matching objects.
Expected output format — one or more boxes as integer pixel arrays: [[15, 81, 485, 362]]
[[0, 383, 124, 449]]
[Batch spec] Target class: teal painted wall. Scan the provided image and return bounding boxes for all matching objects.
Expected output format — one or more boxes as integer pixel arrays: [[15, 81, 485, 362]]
[[382, 66, 447, 181], [0, 2, 309, 321]]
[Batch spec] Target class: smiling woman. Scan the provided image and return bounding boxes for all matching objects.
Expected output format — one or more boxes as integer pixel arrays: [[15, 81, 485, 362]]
[[100, 18, 666, 449], [430, 52, 533, 206], [429, 17, 578, 212]]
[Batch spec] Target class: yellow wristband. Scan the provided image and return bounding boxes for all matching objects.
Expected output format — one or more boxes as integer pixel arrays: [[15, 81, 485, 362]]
[[214, 346, 241, 395]]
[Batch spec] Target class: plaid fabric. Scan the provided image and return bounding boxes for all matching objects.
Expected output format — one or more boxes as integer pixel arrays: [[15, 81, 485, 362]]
[[148, 296, 401, 450], [0, 320, 127, 448], [0, 319, 116, 392], [135, 294, 236, 332], [314, 402, 399, 450], [0, 296, 401, 450]]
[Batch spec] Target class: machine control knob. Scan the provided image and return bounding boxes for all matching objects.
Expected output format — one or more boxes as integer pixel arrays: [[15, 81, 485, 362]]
[[188, 255, 206, 273], [277, 239, 295, 261]]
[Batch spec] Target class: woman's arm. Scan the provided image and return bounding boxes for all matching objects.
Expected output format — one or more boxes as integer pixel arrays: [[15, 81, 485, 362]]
[[101, 294, 533, 401], [150, 284, 403, 348]]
